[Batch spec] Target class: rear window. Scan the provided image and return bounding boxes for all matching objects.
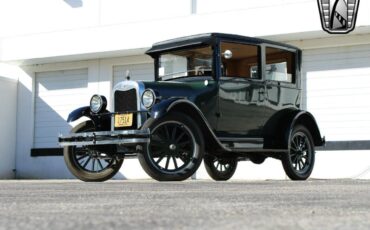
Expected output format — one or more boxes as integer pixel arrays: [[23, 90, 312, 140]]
[[265, 47, 295, 83]]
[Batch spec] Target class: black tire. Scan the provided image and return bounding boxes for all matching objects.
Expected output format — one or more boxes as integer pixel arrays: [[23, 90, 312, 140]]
[[282, 125, 315, 180], [204, 155, 237, 181], [138, 112, 204, 181], [64, 121, 124, 182]]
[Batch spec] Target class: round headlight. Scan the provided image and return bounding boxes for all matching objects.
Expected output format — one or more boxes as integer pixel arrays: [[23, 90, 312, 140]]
[[142, 89, 156, 109], [90, 95, 107, 113]]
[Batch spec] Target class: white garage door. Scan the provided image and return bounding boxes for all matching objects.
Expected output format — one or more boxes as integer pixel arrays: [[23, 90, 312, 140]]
[[34, 69, 89, 148], [113, 63, 154, 87], [302, 44, 370, 142]]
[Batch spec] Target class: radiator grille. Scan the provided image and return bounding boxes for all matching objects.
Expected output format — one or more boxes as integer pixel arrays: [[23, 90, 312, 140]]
[[114, 89, 137, 112], [114, 89, 138, 129]]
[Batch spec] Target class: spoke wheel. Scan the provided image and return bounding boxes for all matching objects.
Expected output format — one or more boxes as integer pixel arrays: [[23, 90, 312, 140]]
[[204, 155, 237, 181], [282, 125, 315, 180], [64, 121, 123, 182], [72, 148, 116, 173], [138, 112, 204, 181], [150, 121, 194, 172]]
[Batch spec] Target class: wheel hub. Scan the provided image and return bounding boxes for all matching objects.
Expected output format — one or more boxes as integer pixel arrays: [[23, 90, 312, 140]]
[[169, 144, 177, 151], [297, 146, 307, 157]]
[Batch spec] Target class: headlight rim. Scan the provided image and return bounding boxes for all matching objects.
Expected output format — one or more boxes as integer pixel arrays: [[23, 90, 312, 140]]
[[90, 94, 107, 113], [141, 89, 156, 109]]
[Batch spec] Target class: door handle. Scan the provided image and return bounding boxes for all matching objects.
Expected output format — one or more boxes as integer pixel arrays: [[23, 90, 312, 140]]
[[258, 88, 265, 102]]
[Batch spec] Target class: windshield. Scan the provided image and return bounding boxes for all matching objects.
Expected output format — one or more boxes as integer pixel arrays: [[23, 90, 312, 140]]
[[157, 46, 213, 81]]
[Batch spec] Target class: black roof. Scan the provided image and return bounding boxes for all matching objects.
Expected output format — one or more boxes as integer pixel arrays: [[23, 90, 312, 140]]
[[146, 33, 300, 56]]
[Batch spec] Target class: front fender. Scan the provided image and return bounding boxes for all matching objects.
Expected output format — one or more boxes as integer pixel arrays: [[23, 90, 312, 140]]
[[67, 106, 112, 131], [67, 106, 91, 122], [146, 98, 228, 153], [150, 98, 183, 119]]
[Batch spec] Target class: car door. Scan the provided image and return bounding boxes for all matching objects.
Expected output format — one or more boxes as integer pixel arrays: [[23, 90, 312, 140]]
[[263, 46, 300, 114], [216, 42, 267, 138]]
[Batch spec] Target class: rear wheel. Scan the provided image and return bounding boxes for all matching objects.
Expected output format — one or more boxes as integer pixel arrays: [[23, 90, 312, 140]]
[[138, 112, 204, 181], [64, 121, 123, 182], [282, 125, 315, 180], [204, 155, 237, 181]]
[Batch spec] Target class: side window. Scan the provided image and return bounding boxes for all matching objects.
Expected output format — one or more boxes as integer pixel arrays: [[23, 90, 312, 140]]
[[221, 42, 261, 79], [265, 47, 295, 83]]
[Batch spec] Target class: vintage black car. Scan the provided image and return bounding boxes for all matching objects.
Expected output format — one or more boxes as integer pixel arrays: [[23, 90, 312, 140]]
[[59, 33, 325, 182]]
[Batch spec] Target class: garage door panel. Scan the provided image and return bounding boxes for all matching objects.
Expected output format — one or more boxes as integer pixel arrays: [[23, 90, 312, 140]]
[[37, 70, 87, 87], [35, 100, 89, 119], [303, 48, 370, 73], [37, 81, 87, 92], [304, 87, 370, 97], [35, 112, 75, 122], [35, 106, 85, 114], [35, 120, 69, 128], [303, 45, 370, 60], [319, 128, 370, 141], [302, 44, 370, 142], [36, 92, 87, 98], [113, 63, 154, 86], [307, 95, 370, 107], [113, 67, 152, 76], [304, 59, 370, 68], [37, 68, 88, 77], [34, 68, 89, 148], [36, 78, 87, 87], [35, 126, 71, 137], [303, 68, 370, 79], [301, 107, 370, 117], [304, 54, 370, 64], [35, 95, 89, 107]]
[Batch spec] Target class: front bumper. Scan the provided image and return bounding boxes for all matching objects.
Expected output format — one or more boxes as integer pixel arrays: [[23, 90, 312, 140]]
[[58, 129, 150, 147]]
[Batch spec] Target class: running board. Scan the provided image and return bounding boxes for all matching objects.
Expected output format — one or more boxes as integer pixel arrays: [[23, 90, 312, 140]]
[[217, 137, 288, 154], [229, 148, 288, 153], [219, 137, 263, 143], [219, 137, 264, 149]]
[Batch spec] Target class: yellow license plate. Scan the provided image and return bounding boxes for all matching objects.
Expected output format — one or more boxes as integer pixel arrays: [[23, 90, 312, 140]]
[[114, 113, 133, 128]]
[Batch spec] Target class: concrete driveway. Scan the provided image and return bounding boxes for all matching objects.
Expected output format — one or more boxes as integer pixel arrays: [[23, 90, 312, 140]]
[[0, 179, 369, 230]]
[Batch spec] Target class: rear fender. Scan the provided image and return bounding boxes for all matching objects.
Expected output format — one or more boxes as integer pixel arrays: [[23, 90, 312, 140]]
[[289, 111, 325, 147], [265, 110, 324, 149]]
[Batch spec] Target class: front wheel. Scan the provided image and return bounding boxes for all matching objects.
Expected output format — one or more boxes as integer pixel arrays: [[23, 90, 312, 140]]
[[64, 121, 124, 182], [282, 125, 315, 180], [204, 155, 238, 181], [138, 112, 204, 181]]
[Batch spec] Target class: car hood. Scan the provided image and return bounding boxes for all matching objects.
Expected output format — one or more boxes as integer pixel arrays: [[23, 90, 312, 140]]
[[140, 78, 217, 102]]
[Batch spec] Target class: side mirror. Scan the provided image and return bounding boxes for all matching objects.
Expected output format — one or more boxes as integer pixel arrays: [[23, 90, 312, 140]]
[[223, 50, 233, 59]]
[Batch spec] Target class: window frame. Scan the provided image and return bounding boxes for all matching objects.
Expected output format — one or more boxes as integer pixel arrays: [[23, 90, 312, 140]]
[[262, 44, 298, 86], [154, 44, 216, 81], [217, 40, 263, 82]]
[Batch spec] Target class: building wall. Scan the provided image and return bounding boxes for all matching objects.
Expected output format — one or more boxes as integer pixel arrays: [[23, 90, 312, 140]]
[[0, 64, 18, 178]]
